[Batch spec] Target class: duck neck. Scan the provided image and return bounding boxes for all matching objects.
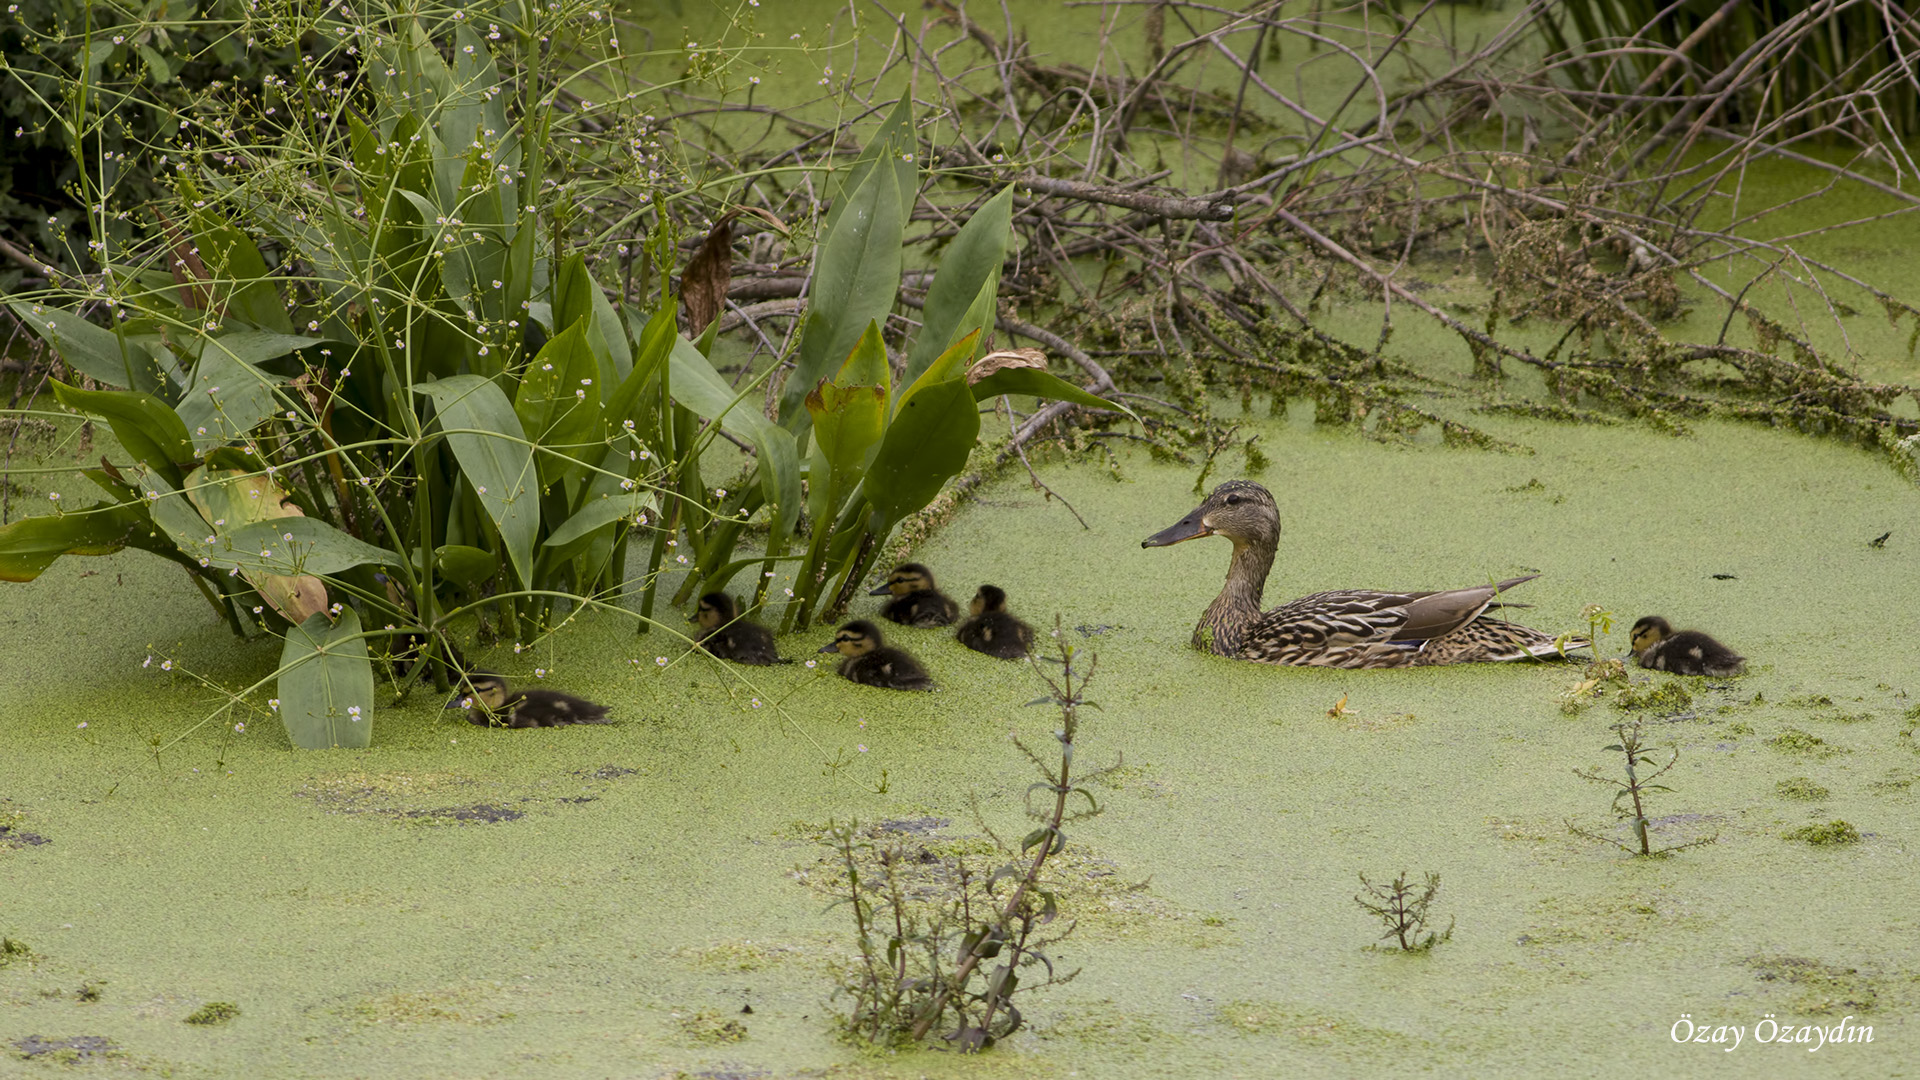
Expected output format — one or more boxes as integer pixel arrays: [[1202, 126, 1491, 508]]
[[1198, 534, 1274, 655]]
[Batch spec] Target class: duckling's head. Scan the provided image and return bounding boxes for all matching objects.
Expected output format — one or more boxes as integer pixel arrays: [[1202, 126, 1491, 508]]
[[1141, 480, 1279, 549], [1628, 616, 1674, 657], [870, 563, 936, 598], [971, 584, 1009, 616], [445, 670, 510, 711], [694, 592, 739, 630], [820, 619, 883, 657]]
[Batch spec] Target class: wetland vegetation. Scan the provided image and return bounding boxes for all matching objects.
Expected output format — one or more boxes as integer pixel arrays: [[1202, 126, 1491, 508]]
[[4, 0, 1920, 1075]]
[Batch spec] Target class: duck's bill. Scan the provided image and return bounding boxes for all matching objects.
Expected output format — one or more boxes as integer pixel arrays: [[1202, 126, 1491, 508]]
[[817, 641, 841, 653], [1141, 512, 1212, 548], [866, 584, 892, 596]]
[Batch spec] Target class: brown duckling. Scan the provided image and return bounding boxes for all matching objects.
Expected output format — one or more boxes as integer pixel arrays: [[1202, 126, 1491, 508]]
[[446, 672, 612, 728], [1628, 616, 1745, 677], [955, 584, 1034, 659], [869, 563, 961, 628], [692, 592, 789, 665], [819, 619, 934, 691]]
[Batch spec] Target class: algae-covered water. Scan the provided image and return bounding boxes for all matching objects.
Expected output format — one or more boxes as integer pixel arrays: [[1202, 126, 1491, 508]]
[[5, 382, 1918, 1076], [7, 3, 1920, 1072]]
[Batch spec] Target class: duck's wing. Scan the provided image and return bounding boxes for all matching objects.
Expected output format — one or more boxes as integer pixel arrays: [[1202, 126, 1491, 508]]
[[1242, 576, 1539, 663]]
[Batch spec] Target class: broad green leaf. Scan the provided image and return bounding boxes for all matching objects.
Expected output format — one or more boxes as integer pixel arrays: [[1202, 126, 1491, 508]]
[[904, 185, 1013, 384], [434, 544, 498, 588], [174, 333, 321, 455], [824, 95, 917, 236], [552, 253, 629, 388], [186, 204, 293, 334], [835, 317, 892, 391], [780, 161, 904, 428], [180, 465, 298, 530], [416, 376, 537, 588], [807, 320, 890, 506], [179, 516, 399, 579], [7, 300, 156, 389], [136, 42, 172, 84], [348, 112, 386, 181], [895, 328, 980, 418], [513, 316, 604, 487], [969, 367, 1137, 420], [278, 608, 375, 750], [134, 468, 220, 554], [49, 380, 193, 484], [177, 465, 331, 623], [0, 502, 149, 581], [668, 336, 800, 549], [545, 487, 655, 549], [604, 305, 674, 432], [865, 376, 979, 528]]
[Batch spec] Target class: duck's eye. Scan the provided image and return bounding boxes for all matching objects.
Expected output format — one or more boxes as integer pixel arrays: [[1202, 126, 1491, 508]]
[[1224, 494, 1242, 505]]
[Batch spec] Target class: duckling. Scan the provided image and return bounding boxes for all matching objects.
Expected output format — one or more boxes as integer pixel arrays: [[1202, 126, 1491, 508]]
[[1628, 616, 1745, 677], [819, 619, 934, 691], [956, 584, 1034, 659], [691, 592, 789, 665], [445, 672, 612, 728], [868, 563, 961, 628]]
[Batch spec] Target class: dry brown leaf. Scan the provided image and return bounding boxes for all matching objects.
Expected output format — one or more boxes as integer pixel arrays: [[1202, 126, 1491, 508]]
[[966, 347, 1047, 384], [682, 211, 741, 335]]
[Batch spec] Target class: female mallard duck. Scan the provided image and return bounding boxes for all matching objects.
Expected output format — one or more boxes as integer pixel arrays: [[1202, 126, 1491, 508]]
[[1141, 480, 1583, 667], [869, 563, 961, 627], [692, 592, 789, 665], [446, 672, 612, 728], [1628, 616, 1745, 676], [956, 585, 1034, 659], [819, 619, 934, 690]]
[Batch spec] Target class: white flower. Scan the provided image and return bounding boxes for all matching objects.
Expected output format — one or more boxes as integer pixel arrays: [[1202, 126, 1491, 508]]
[[857, 744, 868, 753], [142, 655, 152, 668], [655, 657, 667, 666], [161, 659, 173, 670], [234, 722, 246, 733], [77, 721, 88, 729], [534, 668, 546, 678]]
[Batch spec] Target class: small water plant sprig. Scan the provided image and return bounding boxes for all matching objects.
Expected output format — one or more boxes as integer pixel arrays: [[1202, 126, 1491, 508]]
[[1354, 871, 1453, 953], [829, 621, 1109, 1052], [1570, 720, 1718, 857], [1560, 605, 1628, 714]]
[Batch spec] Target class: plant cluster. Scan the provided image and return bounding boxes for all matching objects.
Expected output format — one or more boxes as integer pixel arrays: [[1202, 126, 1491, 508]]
[[827, 624, 1107, 1052], [0, 0, 1120, 750], [1570, 719, 1718, 857], [1354, 871, 1453, 953]]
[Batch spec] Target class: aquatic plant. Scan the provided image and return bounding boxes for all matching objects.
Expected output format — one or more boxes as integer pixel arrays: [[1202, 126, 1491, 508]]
[[1613, 679, 1694, 714], [1775, 777, 1831, 801], [828, 622, 1108, 1052], [1570, 719, 1717, 857], [1783, 820, 1862, 847], [0, 0, 1121, 750], [0, 0, 676, 748], [1354, 871, 1453, 953], [1560, 604, 1627, 713], [184, 1001, 239, 1025]]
